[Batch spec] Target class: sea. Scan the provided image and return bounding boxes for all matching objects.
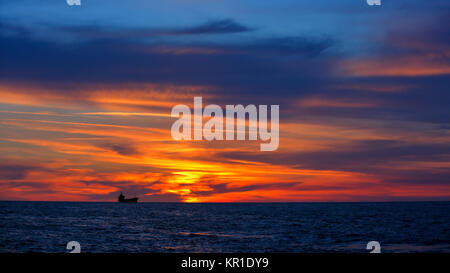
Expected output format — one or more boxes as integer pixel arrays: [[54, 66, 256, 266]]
[[1, 201, 449, 253]]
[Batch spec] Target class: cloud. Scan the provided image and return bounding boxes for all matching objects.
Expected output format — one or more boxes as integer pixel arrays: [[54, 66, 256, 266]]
[[338, 12, 450, 77], [173, 19, 255, 35], [0, 164, 38, 180], [191, 182, 300, 196], [241, 36, 333, 56], [0, 22, 332, 94], [99, 142, 141, 156], [56, 19, 255, 40], [142, 193, 182, 202], [220, 140, 450, 168]]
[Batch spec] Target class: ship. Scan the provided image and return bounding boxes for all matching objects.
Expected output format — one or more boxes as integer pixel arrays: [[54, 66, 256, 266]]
[[118, 192, 138, 203]]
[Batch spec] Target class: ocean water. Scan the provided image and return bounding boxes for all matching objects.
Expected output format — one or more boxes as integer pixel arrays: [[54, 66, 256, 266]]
[[0, 201, 449, 253]]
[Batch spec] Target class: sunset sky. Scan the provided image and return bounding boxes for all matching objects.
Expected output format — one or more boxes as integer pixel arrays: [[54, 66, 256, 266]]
[[0, 0, 449, 202]]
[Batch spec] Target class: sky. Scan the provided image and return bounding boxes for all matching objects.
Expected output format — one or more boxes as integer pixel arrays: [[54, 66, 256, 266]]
[[0, 0, 449, 202]]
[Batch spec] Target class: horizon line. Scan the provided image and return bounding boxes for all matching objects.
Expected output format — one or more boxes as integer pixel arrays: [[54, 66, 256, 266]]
[[1, 200, 449, 203]]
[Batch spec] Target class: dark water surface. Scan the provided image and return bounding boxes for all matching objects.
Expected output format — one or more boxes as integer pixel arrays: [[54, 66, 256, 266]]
[[1, 201, 449, 253]]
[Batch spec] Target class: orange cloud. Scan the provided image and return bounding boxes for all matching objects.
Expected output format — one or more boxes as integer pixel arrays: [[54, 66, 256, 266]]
[[339, 56, 450, 77]]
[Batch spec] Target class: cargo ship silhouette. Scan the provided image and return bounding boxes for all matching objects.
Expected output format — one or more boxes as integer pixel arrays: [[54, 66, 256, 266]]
[[118, 192, 138, 203]]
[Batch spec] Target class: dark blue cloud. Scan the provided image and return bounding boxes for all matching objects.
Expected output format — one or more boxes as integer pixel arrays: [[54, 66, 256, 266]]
[[0, 11, 449, 128], [191, 182, 300, 196], [0, 22, 333, 96], [0, 164, 38, 180], [174, 19, 255, 35], [55, 19, 255, 40], [216, 140, 450, 186], [99, 143, 140, 156]]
